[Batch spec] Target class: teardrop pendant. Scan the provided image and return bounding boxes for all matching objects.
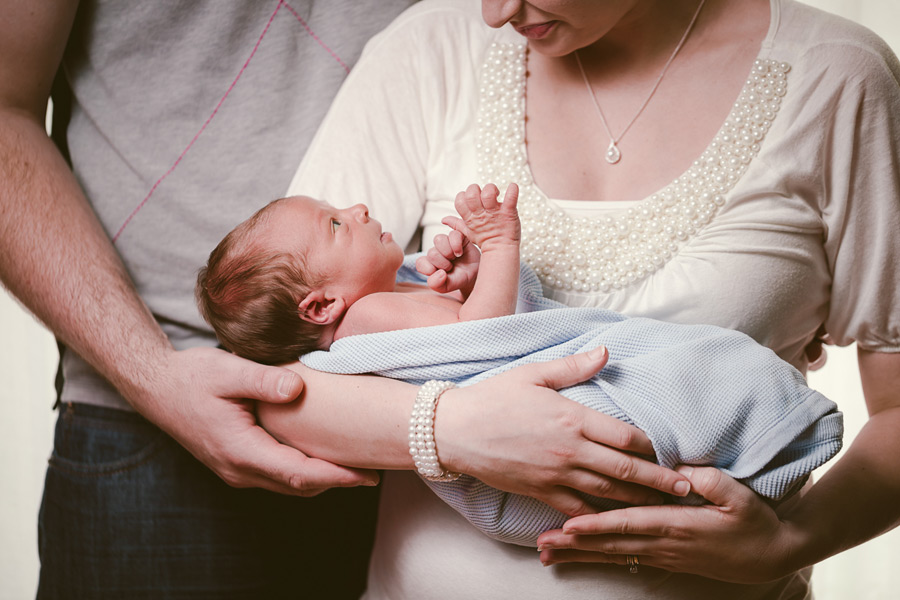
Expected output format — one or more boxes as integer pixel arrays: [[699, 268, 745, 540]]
[[605, 140, 622, 164]]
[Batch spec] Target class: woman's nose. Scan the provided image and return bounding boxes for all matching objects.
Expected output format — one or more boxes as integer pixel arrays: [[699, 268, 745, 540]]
[[482, 0, 522, 28]]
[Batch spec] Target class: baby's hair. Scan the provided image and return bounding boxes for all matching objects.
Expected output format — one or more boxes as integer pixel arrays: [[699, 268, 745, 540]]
[[196, 199, 325, 365]]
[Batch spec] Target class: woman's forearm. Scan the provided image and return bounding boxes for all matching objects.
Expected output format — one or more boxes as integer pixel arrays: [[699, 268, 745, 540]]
[[259, 362, 419, 469], [261, 351, 694, 518], [779, 409, 900, 568]]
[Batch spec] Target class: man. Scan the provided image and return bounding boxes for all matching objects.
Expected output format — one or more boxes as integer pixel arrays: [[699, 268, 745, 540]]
[[0, 1, 415, 597]]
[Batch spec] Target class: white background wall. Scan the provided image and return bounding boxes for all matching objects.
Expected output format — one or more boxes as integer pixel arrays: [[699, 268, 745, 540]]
[[1, 1, 898, 598]]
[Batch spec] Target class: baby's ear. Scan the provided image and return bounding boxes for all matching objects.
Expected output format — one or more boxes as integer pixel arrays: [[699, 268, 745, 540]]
[[298, 290, 346, 325]]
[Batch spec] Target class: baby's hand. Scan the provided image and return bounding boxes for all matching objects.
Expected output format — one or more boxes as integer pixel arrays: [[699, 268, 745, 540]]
[[442, 183, 520, 251], [416, 229, 481, 297]]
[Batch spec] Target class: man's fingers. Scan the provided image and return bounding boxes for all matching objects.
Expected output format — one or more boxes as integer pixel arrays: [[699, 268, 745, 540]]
[[217, 357, 303, 403], [228, 430, 380, 495]]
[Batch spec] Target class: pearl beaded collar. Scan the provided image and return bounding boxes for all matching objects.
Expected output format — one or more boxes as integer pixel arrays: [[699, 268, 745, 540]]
[[476, 42, 791, 293]]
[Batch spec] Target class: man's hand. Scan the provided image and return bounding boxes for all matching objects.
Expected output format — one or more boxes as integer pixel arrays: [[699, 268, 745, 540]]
[[131, 346, 379, 496]]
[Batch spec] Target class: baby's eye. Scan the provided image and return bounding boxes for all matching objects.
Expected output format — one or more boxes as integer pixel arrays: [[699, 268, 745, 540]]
[[331, 218, 341, 233]]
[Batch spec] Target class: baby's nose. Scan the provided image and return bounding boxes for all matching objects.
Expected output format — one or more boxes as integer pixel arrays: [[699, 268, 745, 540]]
[[350, 203, 369, 222]]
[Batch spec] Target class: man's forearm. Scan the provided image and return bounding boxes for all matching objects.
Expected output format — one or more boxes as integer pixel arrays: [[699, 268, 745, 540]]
[[0, 110, 173, 405]]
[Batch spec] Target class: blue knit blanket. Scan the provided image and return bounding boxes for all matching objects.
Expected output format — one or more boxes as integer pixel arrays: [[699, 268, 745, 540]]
[[301, 258, 843, 546]]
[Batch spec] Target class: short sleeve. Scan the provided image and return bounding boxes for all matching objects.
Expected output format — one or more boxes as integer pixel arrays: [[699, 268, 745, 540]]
[[819, 41, 900, 351]]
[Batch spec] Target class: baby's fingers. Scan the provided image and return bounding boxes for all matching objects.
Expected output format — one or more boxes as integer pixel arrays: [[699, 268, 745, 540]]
[[441, 215, 469, 237], [480, 183, 501, 210], [432, 234, 460, 262], [427, 269, 449, 293], [501, 183, 519, 212], [448, 230, 467, 257], [425, 246, 453, 272], [461, 183, 485, 214], [415, 255, 438, 276]]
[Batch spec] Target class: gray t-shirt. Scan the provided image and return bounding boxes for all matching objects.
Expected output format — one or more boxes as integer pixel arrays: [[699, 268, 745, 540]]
[[59, 0, 417, 410]]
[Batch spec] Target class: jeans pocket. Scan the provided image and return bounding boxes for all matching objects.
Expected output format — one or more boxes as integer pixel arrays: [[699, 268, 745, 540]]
[[48, 402, 168, 476]]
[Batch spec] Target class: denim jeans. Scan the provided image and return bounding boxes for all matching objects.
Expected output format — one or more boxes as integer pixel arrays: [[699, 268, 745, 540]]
[[37, 402, 379, 599]]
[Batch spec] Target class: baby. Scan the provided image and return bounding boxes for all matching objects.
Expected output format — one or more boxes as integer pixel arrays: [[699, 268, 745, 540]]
[[196, 183, 522, 364], [196, 182, 842, 546]]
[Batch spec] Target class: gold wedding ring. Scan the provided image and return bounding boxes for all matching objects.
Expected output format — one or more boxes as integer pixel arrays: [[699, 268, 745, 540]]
[[626, 554, 640, 574]]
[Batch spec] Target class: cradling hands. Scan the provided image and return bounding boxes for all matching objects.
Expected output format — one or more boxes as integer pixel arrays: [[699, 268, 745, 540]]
[[536, 465, 803, 582], [435, 347, 692, 517], [128, 346, 379, 496]]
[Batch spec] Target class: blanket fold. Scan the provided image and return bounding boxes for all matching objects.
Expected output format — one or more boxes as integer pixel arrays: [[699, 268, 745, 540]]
[[301, 258, 843, 546]]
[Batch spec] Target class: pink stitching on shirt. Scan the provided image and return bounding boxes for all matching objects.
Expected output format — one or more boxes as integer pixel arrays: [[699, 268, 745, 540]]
[[282, 2, 351, 74], [112, 0, 350, 243]]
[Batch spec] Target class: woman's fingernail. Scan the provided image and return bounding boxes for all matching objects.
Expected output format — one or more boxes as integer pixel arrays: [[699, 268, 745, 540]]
[[677, 466, 695, 477], [588, 345, 607, 360], [674, 480, 691, 496]]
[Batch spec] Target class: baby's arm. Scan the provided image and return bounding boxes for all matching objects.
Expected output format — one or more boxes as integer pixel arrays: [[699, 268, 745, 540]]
[[443, 183, 520, 321], [415, 228, 481, 299], [339, 183, 520, 338]]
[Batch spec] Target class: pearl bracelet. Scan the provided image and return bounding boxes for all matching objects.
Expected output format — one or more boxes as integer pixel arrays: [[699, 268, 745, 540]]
[[408, 380, 461, 482]]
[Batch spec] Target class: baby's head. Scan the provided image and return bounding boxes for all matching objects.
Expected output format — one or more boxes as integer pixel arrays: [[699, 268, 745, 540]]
[[196, 196, 404, 364]]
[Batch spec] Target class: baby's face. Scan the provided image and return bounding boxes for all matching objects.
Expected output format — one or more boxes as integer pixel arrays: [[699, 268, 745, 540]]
[[264, 196, 405, 302]]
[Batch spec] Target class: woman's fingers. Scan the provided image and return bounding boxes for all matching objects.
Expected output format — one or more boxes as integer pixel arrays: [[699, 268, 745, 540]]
[[580, 410, 656, 456], [522, 347, 690, 497], [563, 469, 665, 508], [525, 345, 610, 388], [578, 414, 691, 496]]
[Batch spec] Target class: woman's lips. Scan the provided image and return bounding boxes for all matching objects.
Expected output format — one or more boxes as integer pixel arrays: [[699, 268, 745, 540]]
[[514, 21, 557, 40]]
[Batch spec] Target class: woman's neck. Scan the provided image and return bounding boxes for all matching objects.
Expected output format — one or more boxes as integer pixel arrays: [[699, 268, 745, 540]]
[[578, 0, 710, 73]]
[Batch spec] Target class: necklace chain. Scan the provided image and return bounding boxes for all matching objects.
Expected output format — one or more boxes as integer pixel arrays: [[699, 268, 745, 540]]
[[575, 0, 707, 165]]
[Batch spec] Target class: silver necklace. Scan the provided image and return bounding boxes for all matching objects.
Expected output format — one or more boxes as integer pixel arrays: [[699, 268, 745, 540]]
[[574, 0, 707, 165]]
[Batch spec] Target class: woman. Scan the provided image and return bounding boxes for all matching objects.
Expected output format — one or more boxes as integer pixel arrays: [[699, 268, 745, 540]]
[[268, 0, 900, 597]]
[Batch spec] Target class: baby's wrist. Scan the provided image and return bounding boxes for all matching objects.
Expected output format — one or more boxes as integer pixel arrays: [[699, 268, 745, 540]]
[[478, 233, 519, 250]]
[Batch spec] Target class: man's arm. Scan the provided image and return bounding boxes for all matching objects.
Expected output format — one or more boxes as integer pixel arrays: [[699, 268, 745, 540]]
[[0, 0, 374, 495]]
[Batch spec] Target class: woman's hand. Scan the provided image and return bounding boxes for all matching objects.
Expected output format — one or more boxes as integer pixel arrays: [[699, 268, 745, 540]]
[[437, 347, 692, 517], [535, 465, 803, 582]]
